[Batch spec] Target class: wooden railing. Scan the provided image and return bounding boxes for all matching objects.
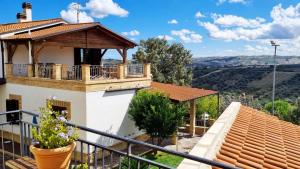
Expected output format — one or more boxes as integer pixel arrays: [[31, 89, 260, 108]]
[[5, 63, 151, 82]]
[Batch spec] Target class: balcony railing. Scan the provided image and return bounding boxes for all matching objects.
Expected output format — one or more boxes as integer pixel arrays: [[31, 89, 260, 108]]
[[6, 63, 151, 82], [90, 65, 118, 80], [36, 64, 53, 79], [0, 110, 237, 169], [62, 65, 82, 80], [127, 64, 144, 77], [12, 64, 28, 77]]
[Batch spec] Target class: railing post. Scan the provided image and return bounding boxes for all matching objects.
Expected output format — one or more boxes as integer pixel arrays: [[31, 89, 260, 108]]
[[82, 64, 90, 82], [61, 64, 68, 80], [117, 64, 124, 79], [34, 64, 39, 78], [52, 64, 62, 80], [144, 63, 151, 78], [27, 64, 33, 77], [124, 64, 128, 78], [5, 63, 13, 77]]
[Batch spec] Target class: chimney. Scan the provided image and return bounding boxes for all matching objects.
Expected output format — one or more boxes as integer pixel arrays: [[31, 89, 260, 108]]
[[16, 2, 32, 22]]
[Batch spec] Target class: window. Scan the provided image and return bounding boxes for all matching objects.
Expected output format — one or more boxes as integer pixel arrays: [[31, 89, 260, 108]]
[[6, 94, 22, 123], [47, 99, 71, 120]]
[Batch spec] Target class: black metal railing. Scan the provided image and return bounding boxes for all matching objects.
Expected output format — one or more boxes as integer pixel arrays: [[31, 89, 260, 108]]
[[0, 110, 238, 169]]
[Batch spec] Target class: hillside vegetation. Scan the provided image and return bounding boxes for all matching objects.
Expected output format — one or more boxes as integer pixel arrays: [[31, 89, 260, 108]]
[[192, 64, 300, 104]]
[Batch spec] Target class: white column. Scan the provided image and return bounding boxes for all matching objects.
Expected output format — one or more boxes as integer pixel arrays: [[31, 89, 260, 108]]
[[3, 42, 8, 63], [0, 41, 3, 78], [28, 41, 32, 64]]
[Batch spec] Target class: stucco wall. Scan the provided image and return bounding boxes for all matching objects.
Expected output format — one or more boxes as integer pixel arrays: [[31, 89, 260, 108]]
[[0, 84, 143, 146], [0, 84, 87, 138], [85, 89, 143, 146], [39, 46, 74, 65], [12, 45, 74, 65], [12, 45, 29, 64]]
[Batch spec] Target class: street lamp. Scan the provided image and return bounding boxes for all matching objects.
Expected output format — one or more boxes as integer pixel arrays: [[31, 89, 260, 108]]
[[270, 40, 279, 115]]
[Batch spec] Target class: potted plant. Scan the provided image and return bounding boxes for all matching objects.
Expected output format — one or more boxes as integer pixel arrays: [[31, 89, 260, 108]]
[[30, 100, 79, 169]]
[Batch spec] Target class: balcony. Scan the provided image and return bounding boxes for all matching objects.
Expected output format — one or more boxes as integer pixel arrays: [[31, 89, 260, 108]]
[[5, 63, 151, 92], [0, 110, 236, 169]]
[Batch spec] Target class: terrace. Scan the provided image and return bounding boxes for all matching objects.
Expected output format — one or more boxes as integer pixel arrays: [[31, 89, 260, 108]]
[[2, 22, 152, 91], [5, 62, 151, 92], [0, 110, 237, 169]]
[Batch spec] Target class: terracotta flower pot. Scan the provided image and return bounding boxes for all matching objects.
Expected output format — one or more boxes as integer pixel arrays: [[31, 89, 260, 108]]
[[30, 142, 76, 169]]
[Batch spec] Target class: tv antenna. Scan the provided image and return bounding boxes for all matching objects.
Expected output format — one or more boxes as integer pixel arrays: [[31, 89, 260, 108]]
[[72, 2, 81, 23]]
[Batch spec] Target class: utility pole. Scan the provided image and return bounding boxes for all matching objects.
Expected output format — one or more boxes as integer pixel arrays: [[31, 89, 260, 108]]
[[270, 41, 279, 115]]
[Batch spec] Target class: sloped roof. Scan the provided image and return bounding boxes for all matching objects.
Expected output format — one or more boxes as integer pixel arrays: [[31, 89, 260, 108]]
[[2, 20, 137, 47], [214, 105, 300, 169], [3, 23, 97, 40], [150, 82, 218, 102], [0, 18, 64, 35]]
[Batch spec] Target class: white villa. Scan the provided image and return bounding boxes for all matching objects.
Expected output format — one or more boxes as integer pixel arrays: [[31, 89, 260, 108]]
[[0, 2, 151, 146]]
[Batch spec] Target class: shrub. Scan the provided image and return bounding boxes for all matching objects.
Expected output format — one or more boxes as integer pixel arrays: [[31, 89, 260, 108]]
[[128, 90, 186, 145], [264, 100, 296, 121], [196, 95, 218, 119], [32, 100, 79, 149]]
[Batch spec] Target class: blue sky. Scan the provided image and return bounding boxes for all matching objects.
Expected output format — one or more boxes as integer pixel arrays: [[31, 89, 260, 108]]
[[1, 0, 300, 58]]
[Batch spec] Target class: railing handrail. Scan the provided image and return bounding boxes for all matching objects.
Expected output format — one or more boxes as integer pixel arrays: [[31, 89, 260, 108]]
[[0, 110, 238, 169]]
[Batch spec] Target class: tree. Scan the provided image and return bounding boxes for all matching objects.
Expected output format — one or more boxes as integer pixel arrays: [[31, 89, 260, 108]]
[[134, 38, 193, 86], [196, 95, 219, 119], [128, 90, 186, 146], [264, 100, 296, 122]]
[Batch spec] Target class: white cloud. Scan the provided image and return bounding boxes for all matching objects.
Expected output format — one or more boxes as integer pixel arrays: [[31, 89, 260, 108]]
[[200, 3, 300, 41], [85, 0, 128, 18], [122, 30, 140, 36], [195, 11, 205, 18], [168, 19, 178, 24], [171, 29, 203, 43], [60, 3, 94, 23], [211, 14, 265, 28], [61, 0, 128, 23], [218, 0, 247, 5], [157, 35, 175, 41]]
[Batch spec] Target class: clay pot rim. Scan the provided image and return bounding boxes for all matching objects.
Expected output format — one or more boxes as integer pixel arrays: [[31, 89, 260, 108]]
[[30, 142, 76, 155]]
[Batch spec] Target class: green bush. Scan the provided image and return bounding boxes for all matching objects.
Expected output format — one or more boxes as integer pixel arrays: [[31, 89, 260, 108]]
[[128, 90, 186, 145], [196, 95, 218, 119], [264, 100, 296, 121]]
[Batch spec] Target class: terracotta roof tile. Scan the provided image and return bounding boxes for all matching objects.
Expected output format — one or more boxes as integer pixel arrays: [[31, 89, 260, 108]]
[[3, 23, 97, 40], [0, 18, 64, 35], [215, 105, 300, 169], [150, 82, 218, 102]]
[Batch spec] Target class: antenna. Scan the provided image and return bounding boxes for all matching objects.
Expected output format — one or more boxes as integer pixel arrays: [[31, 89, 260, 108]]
[[72, 2, 80, 23]]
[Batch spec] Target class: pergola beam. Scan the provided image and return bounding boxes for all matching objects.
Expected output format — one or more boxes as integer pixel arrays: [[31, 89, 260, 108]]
[[116, 48, 128, 64]]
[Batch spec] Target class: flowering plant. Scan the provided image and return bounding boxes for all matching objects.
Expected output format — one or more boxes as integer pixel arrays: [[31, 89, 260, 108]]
[[32, 100, 79, 149]]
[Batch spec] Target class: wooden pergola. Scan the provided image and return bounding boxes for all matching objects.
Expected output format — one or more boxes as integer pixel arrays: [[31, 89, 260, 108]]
[[150, 82, 219, 136], [2, 23, 137, 66]]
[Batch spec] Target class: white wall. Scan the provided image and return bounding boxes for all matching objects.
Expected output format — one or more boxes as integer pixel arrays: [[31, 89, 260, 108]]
[[0, 84, 143, 149], [85, 89, 143, 146], [39, 46, 74, 65], [12, 45, 74, 65], [12, 45, 29, 64], [0, 84, 87, 131]]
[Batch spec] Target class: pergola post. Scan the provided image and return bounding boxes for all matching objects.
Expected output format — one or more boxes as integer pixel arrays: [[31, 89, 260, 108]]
[[189, 99, 196, 137], [28, 41, 32, 64]]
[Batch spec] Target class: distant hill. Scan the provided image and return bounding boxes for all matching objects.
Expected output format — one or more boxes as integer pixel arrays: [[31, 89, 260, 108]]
[[192, 64, 300, 103], [193, 56, 300, 68]]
